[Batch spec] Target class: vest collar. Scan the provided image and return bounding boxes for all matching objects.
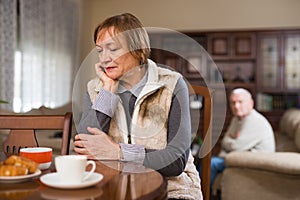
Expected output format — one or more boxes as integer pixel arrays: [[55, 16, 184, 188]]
[[137, 59, 165, 101]]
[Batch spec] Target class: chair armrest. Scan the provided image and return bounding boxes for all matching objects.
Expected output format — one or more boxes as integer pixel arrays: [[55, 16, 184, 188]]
[[225, 151, 300, 175]]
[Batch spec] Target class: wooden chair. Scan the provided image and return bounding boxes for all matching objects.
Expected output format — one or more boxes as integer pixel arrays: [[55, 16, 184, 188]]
[[0, 112, 72, 155], [189, 85, 213, 200]]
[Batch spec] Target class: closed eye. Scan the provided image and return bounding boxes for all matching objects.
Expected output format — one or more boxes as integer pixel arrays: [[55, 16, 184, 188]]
[[96, 48, 102, 53]]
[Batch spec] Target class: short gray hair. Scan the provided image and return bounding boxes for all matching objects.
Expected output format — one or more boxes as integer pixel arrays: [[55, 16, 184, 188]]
[[231, 88, 252, 99]]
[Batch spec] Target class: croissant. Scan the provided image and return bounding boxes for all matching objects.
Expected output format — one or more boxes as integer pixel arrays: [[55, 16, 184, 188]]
[[4, 155, 38, 174], [0, 164, 28, 176]]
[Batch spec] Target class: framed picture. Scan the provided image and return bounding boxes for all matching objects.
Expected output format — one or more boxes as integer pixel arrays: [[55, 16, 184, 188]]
[[185, 54, 207, 79]]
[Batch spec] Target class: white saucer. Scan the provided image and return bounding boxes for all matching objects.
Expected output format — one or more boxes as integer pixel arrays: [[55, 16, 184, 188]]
[[40, 172, 103, 189]]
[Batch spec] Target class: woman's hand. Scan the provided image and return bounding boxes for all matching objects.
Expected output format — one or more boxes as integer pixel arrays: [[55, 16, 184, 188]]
[[74, 127, 121, 160], [95, 63, 118, 93]]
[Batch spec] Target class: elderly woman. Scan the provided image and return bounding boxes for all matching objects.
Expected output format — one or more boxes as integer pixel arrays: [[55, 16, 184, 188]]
[[74, 13, 201, 200]]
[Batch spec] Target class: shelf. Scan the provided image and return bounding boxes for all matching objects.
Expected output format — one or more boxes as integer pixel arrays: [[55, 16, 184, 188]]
[[256, 92, 300, 112]]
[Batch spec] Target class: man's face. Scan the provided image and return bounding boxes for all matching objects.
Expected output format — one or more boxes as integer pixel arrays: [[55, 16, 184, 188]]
[[230, 92, 253, 119]]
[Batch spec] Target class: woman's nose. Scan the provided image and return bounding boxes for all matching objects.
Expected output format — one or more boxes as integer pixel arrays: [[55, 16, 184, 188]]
[[99, 49, 112, 64]]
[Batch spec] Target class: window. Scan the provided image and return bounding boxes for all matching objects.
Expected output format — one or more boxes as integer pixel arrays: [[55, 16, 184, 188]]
[[0, 0, 80, 112]]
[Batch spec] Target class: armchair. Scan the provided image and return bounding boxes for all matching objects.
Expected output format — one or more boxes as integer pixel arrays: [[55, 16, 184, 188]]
[[220, 108, 300, 200], [222, 151, 300, 200]]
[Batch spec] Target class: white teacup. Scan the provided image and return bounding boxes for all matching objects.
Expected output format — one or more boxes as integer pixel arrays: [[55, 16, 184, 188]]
[[55, 155, 96, 184]]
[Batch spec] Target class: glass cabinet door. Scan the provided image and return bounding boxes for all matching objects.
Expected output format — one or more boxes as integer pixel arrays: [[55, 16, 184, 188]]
[[285, 34, 300, 90], [259, 36, 281, 89]]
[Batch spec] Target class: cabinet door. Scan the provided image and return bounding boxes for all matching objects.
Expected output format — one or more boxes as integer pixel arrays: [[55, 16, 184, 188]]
[[257, 33, 282, 90], [208, 32, 256, 60], [232, 33, 256, 59], [207, 33, 231, 59], [284, 33, 300, 90]]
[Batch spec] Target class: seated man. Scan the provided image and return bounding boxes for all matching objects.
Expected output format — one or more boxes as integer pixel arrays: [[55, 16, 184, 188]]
[[199, 88, 275, 186]]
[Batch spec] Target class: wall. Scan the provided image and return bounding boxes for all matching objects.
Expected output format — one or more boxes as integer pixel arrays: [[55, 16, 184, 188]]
[[74, 0, 300, 122], [79, 0, 300, 63]]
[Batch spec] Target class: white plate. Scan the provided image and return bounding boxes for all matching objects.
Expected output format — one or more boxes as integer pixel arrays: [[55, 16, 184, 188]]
[[40, 172, 103, 189], [0, 169, 41, 183]]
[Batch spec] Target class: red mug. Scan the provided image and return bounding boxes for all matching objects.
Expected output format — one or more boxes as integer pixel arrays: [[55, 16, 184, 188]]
[[20, 147, 53, 170]]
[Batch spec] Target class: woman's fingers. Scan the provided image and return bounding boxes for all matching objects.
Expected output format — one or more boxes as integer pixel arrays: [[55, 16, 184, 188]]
[[95, 63, 103, 77], [87, 127, 103, 135], [94, 63, 119, 93], [95, 63, 109, 81], [74, 138, 85, 148]]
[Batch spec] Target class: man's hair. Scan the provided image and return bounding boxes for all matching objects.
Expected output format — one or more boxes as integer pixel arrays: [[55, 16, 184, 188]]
[[231, 88, 252, 100], [93, 13, 150, 64]]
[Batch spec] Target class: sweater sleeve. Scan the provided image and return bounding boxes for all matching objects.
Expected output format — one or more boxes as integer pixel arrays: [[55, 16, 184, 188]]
[[221, 117, 239, 152], [76, 90, 119, 134], [76, 92, 101, 134]]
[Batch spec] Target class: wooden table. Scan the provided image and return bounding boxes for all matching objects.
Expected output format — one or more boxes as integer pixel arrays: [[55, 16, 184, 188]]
[[0, 159, 167, 200]]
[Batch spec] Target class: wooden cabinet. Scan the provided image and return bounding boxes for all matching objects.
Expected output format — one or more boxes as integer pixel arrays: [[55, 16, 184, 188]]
[[256, 31, 300, 112], [284, 32, 300, 91], [257, 31, 300, 92], [149, 32, 207, 85], [149, 29, 300, 135], [207, 31, 256, 87], [207, 32, 256, 60], [257, 32, 282, 91], [207, 32, 257, 113], [150, 31, 257, 86]]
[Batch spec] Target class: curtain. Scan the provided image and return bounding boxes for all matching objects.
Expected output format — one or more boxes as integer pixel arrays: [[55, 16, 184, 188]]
[[0, 0, 17, 111], [14, 0, 80, 112]]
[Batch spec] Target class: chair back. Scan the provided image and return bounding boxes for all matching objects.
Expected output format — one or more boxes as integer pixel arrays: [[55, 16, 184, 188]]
[[189, 85, 213, 200], [0, 112, 72, 155]]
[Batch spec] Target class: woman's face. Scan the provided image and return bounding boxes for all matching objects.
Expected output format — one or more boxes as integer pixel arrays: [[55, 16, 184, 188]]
[[95, 28, 140, 80]]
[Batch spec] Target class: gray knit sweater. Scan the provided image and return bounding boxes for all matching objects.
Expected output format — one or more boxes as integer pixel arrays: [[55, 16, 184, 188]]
[[220, 109, 275, 157]]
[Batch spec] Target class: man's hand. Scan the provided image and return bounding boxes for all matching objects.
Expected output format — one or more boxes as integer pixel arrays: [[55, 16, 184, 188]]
[[74, 127, 121, 160], [230, 131, 241, 139]]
